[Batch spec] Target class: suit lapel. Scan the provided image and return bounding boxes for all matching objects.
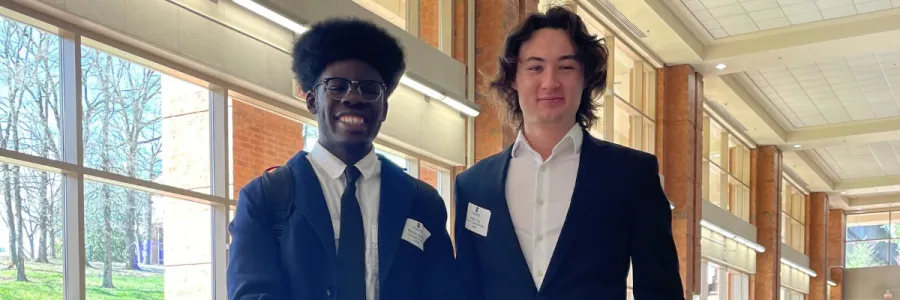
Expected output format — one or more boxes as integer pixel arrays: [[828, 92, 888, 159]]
[[539, 135, 610, 291], [377, 157, 415, 283], [292, 154, 338, 259], [488, 147, 539, 294]]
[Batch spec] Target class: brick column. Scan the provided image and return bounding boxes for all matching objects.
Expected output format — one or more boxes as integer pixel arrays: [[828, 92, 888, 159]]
[[808, 192, 828, 299], [419, 0, 440, 48], [473, 0, 538, 162], [827, 209, 845, 300], [751, 145, 782, 300], [657, 65, 703, 298]]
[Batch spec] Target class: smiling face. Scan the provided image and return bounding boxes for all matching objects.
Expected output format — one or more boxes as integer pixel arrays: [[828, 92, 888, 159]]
[[307, 59, 388, 151], [513, 28, 585, 128]]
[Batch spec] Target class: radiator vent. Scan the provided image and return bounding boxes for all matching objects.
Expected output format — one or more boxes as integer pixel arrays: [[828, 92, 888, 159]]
[[595, 0, 648, 39]]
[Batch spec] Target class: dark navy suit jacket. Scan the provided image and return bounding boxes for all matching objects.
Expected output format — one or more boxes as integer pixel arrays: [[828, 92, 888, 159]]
[[227, 151, 462, 300], [454, 133, 685, 300]]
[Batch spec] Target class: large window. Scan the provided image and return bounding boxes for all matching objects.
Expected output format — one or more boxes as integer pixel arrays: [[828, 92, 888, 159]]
[[0, 14, 230, 299], [702, 261, 751, 300], [608, 46, 656, 154], [781, 288, 806, 300], [845, 211, 900, 268], [782, 179, 807, 253], [703, 113, 751, 221]]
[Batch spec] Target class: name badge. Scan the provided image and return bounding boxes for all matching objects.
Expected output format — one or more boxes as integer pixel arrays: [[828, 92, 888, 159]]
[[401, 219, 431, 251], [465, 203, 491, 237]]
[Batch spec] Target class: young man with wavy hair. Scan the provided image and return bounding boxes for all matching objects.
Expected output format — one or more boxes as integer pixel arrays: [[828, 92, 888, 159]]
[[454, 6, 685, 300]]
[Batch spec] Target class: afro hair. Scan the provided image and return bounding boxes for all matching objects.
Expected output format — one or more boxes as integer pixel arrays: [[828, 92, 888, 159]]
[[291, 18, 406, 96]]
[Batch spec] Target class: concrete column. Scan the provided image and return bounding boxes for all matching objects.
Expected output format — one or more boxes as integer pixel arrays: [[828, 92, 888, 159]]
[[657, 64, 703, 298], [472, 0, 538, 162], [751, 145, 782, 300], [827, 209, 846, 300], [808, 192, 829, 300]]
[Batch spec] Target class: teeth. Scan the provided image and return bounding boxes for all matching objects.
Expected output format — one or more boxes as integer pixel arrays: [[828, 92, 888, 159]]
[[339, 116, 364, 125]]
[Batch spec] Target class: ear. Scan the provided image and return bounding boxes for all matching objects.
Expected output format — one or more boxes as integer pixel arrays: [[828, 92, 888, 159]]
[[380, 96, 389, 121], [306, 91, 318, 114]]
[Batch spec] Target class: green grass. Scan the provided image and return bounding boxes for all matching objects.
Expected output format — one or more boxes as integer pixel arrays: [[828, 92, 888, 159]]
[[0, 260, 164, 299]]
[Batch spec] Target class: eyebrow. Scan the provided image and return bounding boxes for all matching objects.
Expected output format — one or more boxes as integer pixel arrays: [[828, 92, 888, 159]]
[[523, 55, 578, 62]]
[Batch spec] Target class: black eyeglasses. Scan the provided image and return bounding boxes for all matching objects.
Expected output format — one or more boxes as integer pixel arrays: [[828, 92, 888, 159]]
[[312, 78, 386, 102]]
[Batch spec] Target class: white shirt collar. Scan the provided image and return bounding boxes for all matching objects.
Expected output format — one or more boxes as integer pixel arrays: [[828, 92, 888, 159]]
[[511, 123, 584, 159], [309, 142, 380, 180]]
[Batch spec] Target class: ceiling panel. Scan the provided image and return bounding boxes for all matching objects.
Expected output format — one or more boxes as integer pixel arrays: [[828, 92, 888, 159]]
[[815, 140, 900, 180], [680, 0, 900, 38], [745, 50, 900, 128]]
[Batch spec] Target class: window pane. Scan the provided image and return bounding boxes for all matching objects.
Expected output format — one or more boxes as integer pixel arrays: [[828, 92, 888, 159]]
[[82, 44, 211, 193], [613, 47, 634, 107], [229, 97, 302, 199], [303, 123, 318, 152], [892, 240, 900, 266], [845, 240, 891, 268], [847, 213, 892, 241], [591, 105, 604, 140], [376, 148, 409, 172], [0, 17, 62, 160], [614, 104, 632, 147], [642, 68, 656, 118], [708, 166, 723, 209], [0, 164, 64, 298], [709, 122, 723, 166], [84, 180, 212, 298], [892, 212, 900, 239]]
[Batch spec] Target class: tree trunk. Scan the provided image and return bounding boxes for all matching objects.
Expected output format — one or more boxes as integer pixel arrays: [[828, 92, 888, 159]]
[[124, 189, 138, 270], [14, 166, 28, 281], [3, 164, 17, 268], [101, 185, 114, 289], [145, 197, 153, 264]]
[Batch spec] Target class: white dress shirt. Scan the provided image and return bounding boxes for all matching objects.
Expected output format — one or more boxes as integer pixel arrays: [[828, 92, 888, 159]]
[[308, 143, 382, 300], [506, 124, 583, 289]]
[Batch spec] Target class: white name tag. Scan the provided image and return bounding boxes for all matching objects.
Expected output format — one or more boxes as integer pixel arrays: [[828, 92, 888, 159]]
[[401, 219, 431, 251], [465, 203, 491, 237]]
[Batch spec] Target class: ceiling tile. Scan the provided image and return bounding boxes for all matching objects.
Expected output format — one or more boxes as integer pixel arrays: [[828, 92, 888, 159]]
[[709, 28, 730, 38], [741, 0, 781, 11], [816, 0, 855, 9], [820, 5, 858, 18], [718, 13, 755, 26], [855, 0, 892, 13], [778, 0, 815, 5], [749, 7, 786, 20], [694, 10, 717, 21], [683, 0, 707, 11], [788, 11, 825, 23], [725, 23, 761, 35], [703, 19, 724, 29], [709, 3, 748, 17], [893, 0, 900, 7], [702, 0, 741, 8], [782, 1, 820, 14]]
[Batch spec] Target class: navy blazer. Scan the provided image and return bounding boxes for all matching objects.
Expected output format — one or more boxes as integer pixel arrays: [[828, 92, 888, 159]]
[[454, 133, 685, 300], [227, 151, 462, 300]]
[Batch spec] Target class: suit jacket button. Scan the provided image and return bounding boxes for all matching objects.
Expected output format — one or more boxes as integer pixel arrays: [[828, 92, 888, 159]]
[[326, 287, 334, 297]]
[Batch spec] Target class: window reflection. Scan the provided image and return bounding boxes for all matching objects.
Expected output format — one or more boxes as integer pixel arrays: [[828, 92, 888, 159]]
[[845, 211, 900, 268]]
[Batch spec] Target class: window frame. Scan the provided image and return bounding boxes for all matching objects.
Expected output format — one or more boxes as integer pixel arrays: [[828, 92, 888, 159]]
[[702, 112, 752, 221]]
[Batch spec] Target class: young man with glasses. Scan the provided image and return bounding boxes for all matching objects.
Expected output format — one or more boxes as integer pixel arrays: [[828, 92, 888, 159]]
[[454, 6, 684, 300], [227, 18, 462, 300]]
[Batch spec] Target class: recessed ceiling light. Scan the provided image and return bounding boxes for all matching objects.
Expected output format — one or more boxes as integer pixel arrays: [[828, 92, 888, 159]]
[[716, 63, 727, 70], [793, 144, 802, 148]]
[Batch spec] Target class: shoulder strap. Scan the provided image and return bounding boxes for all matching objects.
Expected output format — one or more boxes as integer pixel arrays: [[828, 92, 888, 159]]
[[261, 165, 295, 239]]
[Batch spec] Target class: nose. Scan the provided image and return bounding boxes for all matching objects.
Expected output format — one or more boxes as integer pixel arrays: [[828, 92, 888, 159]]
[[540, 69, 562, 90], [341, 86, 366, 105]]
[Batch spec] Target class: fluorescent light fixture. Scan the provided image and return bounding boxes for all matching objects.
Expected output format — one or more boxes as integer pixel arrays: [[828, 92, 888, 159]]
[[401, 75, 479, 117], [400, 75, 445, 100], [715, 63, 727, 70], [781, 258, 817, 277], [236, 0, 480, 117], [440, 96, 480, 117], [733, 236, 766, 253], [827, 280, 837, 287], [233, 0, 307, 34], [700, 220, 735, 239], [793, 144, 802, 148]]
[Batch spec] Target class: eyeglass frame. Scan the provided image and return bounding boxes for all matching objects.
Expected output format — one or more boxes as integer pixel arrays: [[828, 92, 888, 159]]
[[309, 77, 387, 102]]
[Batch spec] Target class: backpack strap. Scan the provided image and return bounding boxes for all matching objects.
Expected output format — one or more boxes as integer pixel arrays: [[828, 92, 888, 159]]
[[261, 165, 295, 239]]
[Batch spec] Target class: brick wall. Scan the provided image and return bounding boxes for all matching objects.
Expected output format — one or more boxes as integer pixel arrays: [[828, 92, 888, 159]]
[[231, 99, 304, 199], [420, 0, 440, 48], [419, 165, 439, 188]]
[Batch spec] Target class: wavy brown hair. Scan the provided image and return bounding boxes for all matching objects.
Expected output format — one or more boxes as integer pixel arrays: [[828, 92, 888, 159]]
[[490, 6, 609, 130]]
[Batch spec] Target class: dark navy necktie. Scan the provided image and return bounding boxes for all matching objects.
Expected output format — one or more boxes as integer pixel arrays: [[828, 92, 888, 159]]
[[338, 166, 366, 300]]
